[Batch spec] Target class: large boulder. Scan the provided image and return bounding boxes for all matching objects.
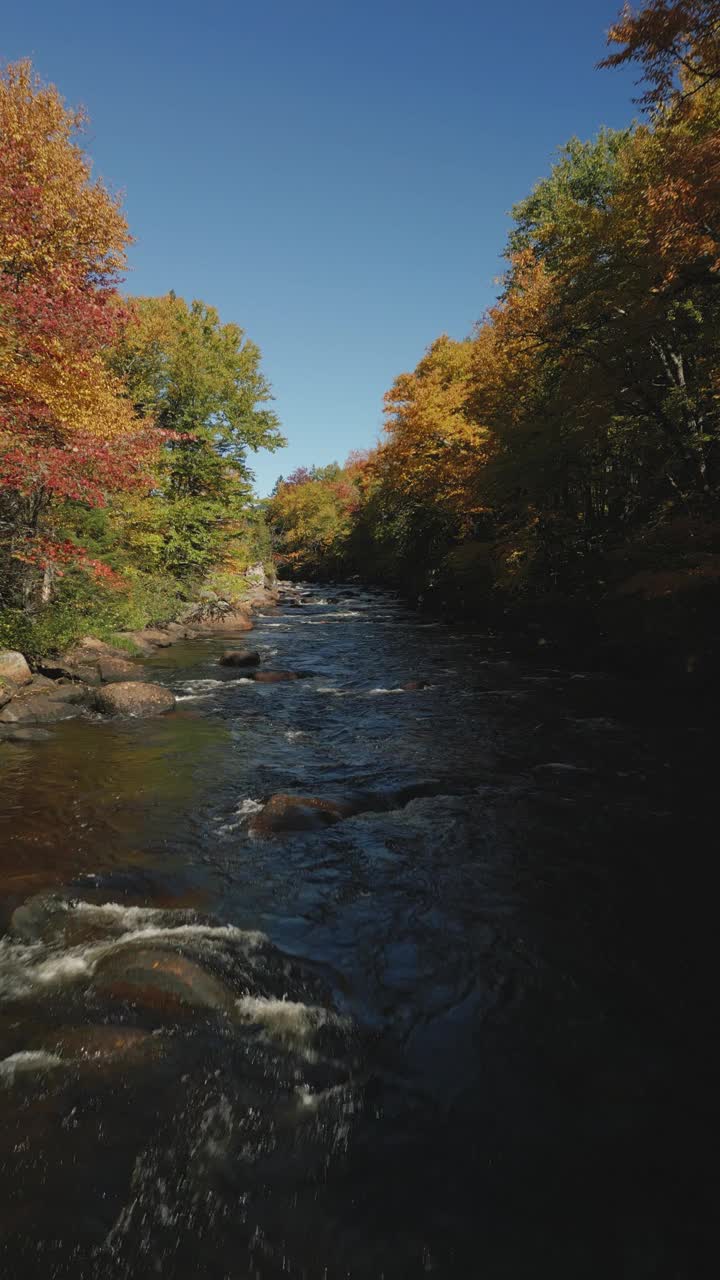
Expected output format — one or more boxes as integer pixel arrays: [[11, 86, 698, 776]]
[[92, 946, 235, 1016], [219, 649, 261, 668], [196, 609, 253, 634], [0, 651, 32, 687], [94, 682, 175, 718], [249, 793, 356, 837]]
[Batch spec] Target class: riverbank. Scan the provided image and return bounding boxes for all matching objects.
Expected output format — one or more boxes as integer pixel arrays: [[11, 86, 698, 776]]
[[0, 579, 282, 740]]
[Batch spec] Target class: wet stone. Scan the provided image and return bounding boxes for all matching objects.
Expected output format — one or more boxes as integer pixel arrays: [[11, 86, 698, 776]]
[[0, 695, 86, 725], [92, 946, 236, 1017], [93, 682, 175, 717], [249, 793, 357, 836]]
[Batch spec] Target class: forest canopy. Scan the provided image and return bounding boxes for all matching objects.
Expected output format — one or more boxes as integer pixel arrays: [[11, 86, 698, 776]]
[[268, 0, 720, 667]]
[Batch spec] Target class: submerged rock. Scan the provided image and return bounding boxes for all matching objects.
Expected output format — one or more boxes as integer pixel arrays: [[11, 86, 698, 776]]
[[138, 629, 173, 648], [402, 679, 431, 691], [251, 670, 309, 683], [92, 946, 235, 1016], [249, 793, 357, 836], [0, 651, 32, 687], [0, 693, 86, 725], [0, 727, 53, 744], [34, 1025, 169, 1064], [219, 649, 261, 668], [93, 682, 175, 717]]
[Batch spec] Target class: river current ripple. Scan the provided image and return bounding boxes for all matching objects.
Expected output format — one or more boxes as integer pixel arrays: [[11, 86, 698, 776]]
[[0, 584, 715, 1277]]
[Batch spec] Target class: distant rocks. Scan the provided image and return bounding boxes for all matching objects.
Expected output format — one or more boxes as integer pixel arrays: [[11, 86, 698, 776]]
[[37, 638, 147, 686], [93, 682, 176, 718]]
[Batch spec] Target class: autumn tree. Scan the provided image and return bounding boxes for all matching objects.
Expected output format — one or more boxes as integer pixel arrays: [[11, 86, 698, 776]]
[[601, 1, 720, 108], [268, 457, 367, 577], [0, 60, 157, 605]]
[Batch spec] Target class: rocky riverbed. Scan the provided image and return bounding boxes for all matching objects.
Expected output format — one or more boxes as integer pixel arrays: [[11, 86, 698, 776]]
[[0, 583, 716, 1278]]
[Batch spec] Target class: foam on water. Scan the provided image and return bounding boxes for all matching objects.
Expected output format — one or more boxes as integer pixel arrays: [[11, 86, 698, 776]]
[[235, 994, 347, 1055], [215, 797, 264, 834], [0, 901, 267, 1002], [0, 1050, 63, 1085]]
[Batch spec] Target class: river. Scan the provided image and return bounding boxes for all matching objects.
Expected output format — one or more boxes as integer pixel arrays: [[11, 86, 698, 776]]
[[0, 584, 715, 1278]]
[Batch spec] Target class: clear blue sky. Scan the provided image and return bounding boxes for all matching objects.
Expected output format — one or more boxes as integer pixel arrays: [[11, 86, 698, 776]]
[[4, 1, 638, 495]]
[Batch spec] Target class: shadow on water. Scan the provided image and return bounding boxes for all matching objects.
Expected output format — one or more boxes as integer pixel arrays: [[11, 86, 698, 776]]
[[0, 585, 716, 1277]]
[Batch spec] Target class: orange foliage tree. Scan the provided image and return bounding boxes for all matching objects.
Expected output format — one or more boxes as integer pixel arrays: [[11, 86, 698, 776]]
[[0, 61, 158, 603]]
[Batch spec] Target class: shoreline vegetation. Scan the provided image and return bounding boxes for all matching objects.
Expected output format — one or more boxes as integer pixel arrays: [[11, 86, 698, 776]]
[[267, 4, 720, 686], [1, 61, 284, 678], [3, 3, 720, 703], [0, 574, 280, 735]]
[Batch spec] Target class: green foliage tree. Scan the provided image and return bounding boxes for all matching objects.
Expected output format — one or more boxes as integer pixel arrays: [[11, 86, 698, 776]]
[[111, 293, 285, 581]]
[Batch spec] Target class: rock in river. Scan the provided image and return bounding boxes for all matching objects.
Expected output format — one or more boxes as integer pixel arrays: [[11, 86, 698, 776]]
[[219, 649, 261, 668], [92, 946, 235, 1016], [93, 682, 175, 717], [249, 793, 357, 836]]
